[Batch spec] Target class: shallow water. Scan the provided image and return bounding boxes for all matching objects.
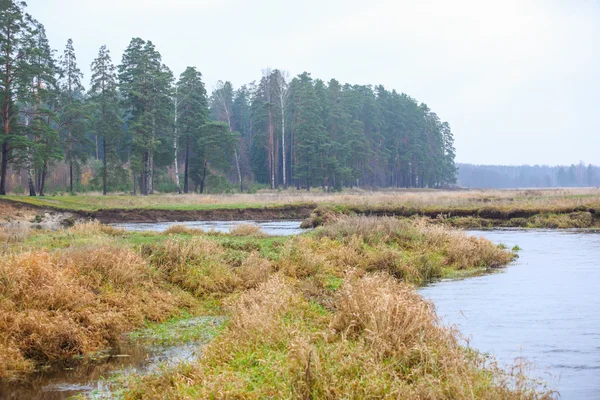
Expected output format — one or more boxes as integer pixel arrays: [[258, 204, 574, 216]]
[[113, 219, 305, 236], [0, 317, 221, 400], [421, 230, 600, 399]]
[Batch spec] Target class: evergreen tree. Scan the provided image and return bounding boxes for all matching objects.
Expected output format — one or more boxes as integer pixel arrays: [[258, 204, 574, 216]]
[[291, 72, 327, 190], [118, 38, 173, 195], [176, 66, 207, 193], [89, 45, 122, 195], [192, 121, 238, 193], [58, 38, 88, 192], [0, 0, 38, 195], [27, 22, 61, 196]]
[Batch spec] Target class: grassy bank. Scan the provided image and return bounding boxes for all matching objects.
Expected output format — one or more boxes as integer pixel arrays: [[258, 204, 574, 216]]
[[0, 217, 553, 398], [2, 188, 599, 228]]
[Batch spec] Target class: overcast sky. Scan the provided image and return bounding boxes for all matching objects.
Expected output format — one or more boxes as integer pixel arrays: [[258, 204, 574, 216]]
[[27, 0, 599, 166]]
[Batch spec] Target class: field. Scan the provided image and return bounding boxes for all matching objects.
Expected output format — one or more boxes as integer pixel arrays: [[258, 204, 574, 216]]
[[0, 217, 553, 398], [2, 187, 600, 228]]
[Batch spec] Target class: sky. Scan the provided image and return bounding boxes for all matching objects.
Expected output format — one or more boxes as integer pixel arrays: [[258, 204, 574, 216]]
[[26, 0, 600, 166]]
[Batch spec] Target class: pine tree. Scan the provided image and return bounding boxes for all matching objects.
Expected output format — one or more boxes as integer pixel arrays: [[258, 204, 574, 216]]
[[0, 0, 38, 195], [58, 38, 88, 192], [176, 66, 207, 193], [118, 38, 173, 195], [89, 45, 122, 195], [291, 72, 327, 190], [192, 121, 238, 193], [28, 22, 61, 196]]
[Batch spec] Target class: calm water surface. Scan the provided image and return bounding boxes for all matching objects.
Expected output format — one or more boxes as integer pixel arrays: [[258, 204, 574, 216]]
[[113, 220, 305, 235], [421, 230, 600, 399]]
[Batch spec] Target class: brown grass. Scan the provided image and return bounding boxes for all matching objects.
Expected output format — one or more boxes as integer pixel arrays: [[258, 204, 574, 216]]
[[122, 273, 553, 399], [145, 238, 241, 297], [0, 215, 543, 397], [163, 224, 205, 235], [229, 224, 268, 237], [18, 187, 600, 210], [66, 220, 126, 237], [0, 225, 31, 243], [315, 216, 514, 279], [0, 245, 197, 379]]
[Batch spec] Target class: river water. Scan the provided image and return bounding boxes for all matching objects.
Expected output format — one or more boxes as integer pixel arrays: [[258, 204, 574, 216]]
[[113, 220, 305, 236], [421, 230, 600, 399]]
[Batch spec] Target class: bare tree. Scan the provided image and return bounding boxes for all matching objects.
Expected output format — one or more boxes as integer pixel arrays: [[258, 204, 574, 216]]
[[273, 70, 290, 187], [213, 81, 243, 192]]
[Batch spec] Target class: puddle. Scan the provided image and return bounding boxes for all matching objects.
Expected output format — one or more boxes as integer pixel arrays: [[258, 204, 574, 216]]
[[0, 317, 223, 400]]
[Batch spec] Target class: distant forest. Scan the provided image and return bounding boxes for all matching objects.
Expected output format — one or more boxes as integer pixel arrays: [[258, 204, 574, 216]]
[[458, 163, 600, 189], [0, 1, 456, 195]]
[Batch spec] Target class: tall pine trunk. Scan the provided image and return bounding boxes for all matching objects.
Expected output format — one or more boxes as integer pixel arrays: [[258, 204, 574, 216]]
[[26, 147, 36, 196], [1, 91, 11, 195], [39, 160, 47, 196], [200, 158, 208, 194], [102, 136, 107, 195], [183, 136, 189, 194]]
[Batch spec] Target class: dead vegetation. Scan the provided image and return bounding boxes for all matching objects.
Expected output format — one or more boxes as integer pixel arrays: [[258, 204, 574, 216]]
[[122, 273, 553, 399], [0, 216, 552, 398], [0, 242, 197, 379]]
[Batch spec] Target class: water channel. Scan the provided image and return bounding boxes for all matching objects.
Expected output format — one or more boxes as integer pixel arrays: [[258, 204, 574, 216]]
[[421, 230, 600, 399], [112, 219, 305, 236]]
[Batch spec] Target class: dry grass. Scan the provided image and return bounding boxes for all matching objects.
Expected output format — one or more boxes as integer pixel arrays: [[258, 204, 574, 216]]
[[0, 225, 31, 243], [316, 216, 514, 277], [6, 187, 600, 211], [145, 237, 242, 297], [122, 273, 553, 399], [66, 220, 126, 237], [163, 224, 205, 235], [229, 224, 268, 237], [0, 215, 546, 398], [0, 244, 197, 379]]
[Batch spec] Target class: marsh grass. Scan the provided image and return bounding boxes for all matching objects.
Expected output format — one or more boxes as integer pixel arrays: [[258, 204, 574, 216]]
[[122, 274, 553, 399], [4, 187, 599, 212], [0, 216, 549, 398], [0, 225, 31, 243], [229, 224, 268, 237], [0, 243, 198, 379], [163, 224, 205, 235]]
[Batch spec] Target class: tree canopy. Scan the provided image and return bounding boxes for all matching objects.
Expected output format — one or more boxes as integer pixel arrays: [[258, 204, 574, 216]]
[[0, 1, 457, 195]]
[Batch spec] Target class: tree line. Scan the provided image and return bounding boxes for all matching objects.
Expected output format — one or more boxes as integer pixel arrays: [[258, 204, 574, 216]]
[[458, 163, 600, 189], [0, 1, 456, 196]]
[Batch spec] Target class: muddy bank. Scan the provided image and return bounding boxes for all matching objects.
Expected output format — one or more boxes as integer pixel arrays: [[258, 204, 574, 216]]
[[0, 199, 314, 224], [88, 204, 315, 224], [302, 204, 600, 229], [0, 201, 78, 229]]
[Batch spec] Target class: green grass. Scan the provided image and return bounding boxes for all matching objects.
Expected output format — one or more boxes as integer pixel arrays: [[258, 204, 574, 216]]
[[1, 195, 310, 212], [129, 313, 226, 346]]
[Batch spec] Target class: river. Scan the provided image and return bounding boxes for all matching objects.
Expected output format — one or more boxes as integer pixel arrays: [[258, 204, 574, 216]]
[[421, 230, 600, 399], [112, 219, 305, 236]]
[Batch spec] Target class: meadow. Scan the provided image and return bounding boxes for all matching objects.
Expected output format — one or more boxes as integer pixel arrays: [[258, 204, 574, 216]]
[[3, 187, 599, 229], [0, 217, 554, 398]]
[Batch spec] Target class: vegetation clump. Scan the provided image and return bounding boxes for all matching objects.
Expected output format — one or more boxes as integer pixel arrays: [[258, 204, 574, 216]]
[[0, 217, 552, 398]]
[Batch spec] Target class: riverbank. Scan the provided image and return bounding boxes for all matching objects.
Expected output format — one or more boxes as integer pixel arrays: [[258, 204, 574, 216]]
[[2, 188, 598, 228], [0, 217, 553, 398]]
